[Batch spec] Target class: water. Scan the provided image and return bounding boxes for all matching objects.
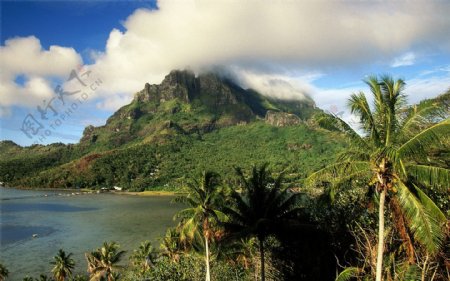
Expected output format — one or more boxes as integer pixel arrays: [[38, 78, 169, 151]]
[[0, 187, 181, 280]]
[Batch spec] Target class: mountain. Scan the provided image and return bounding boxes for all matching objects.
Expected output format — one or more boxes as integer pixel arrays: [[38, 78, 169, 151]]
[[1, 70, 343, 190], [78, 70, 317, 150]]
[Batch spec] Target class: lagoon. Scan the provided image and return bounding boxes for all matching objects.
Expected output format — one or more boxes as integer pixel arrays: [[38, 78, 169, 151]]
[[0, 187, 181, 280]]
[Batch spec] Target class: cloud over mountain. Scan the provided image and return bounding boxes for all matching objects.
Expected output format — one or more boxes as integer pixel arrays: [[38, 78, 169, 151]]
[[1, 0, 450, 111]]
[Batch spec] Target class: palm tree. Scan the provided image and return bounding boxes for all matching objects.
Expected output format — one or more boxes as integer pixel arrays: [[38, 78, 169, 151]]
[[129, 241, 157, 275], [159, 227, 184, 262], [175, 171, 226, 281], [308, 75, 449, 281], [0, 263, 8, 281], [85, 242, 125, 281], [223, 164, 301, 281], [51, 249, 75, 281]]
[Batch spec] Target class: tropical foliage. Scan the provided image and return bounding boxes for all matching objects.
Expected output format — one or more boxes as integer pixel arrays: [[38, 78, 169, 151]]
[[85, 242, 125, 281], [0, 263, 8, 281], [128, 240, 157, 275], [223, 164, 301, 281], [51, 249, 75, 281], [308, 75, 449, 280], [175, 171, 226, 281], [4, 76, 449, 281]]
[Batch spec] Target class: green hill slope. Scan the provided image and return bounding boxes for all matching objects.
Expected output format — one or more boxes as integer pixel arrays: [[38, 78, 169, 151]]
[[1, 69, 341, 190]]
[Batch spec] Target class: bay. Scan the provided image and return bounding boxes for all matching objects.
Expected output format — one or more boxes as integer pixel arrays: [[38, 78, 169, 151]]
[[0, 187, 181, 280]]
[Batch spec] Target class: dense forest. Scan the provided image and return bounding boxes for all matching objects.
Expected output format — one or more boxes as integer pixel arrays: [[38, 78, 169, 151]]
[[0, 70, 339, 190], [0, 75, 449, 281]]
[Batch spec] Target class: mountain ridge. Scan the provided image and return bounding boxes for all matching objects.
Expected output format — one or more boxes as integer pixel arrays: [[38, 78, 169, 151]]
[[77, 69, 318, 150]]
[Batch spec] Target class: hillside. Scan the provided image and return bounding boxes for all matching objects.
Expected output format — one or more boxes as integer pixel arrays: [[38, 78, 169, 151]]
[[2, 70, 343, 190]]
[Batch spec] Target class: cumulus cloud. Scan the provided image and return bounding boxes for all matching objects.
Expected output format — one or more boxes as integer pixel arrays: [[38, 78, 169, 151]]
[[88, 0, 450, 98], [2, 0, 450, 112], [0, 76, 55, 107], [0, 36, 82, 107]]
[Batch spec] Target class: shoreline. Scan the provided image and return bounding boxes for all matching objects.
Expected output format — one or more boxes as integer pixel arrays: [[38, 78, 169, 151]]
[[122, 190, 183, 196], [0, 185, 181, 197]]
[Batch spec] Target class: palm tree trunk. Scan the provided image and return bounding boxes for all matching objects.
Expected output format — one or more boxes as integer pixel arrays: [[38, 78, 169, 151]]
[[259, 238, 265, 281], [205, 235, 211, 281], [376, 188, 386, 281]]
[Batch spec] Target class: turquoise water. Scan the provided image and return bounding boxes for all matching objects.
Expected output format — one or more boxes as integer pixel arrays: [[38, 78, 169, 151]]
[[0, 187, 181, 280]]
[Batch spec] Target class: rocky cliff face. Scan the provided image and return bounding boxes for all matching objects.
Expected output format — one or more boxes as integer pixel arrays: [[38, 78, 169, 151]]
[[265, 110, 301, 127], [80, 70, 318, 147], [135, 70, 197, 103], [134, 70, 247, 109]]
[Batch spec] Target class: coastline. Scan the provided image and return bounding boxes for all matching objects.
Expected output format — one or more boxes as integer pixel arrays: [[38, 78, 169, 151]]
[[0, 185, 181, 197], [123, 190, 183, 196]]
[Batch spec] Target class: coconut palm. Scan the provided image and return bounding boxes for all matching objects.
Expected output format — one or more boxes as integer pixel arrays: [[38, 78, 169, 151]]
[[51, 249, 75, 281], [129, 241, 157, 275], [0, 263, 8, 281], [159, 227, 185, 262], [85, 242, 125, 281], [175, 171, 226, 281], [223, 164, 301, 281], [307, 75, 449, 281]]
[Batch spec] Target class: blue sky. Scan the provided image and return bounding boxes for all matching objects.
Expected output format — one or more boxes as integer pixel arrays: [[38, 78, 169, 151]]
[[1, 0, 157, 60], [1, 0, 449, 146]]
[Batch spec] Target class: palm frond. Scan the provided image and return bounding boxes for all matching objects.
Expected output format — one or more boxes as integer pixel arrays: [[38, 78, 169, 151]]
[[397, 119, 450, 159], [335, 266, 361, 281], [400, 102, 445, 136], [336, 148, 371, 162], [380, 75, 406, 145], [306, 161, 371, 187], [316, 113, 369, 149], [348, 91, 380, 145], [397, 182, 446, 254], [406, 164, 450, 190], [365, 75, 384, 114]]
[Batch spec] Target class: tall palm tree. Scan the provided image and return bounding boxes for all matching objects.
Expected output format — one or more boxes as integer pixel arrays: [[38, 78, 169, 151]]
[[51, 249, 75, 281], [307, 75, 449, 281], [223, 164, 301, 281], [175, 171, 226, 281], [129, 241, 157, 275], [0, 263, 8, 281], [85, 242, 125, 281]]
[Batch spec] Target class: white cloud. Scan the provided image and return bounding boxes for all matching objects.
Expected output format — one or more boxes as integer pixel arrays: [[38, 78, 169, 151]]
[[95, 94, 133, 111], [0, 76, 55, 107], [406, 75, 450, 104], [88, 0, 450, 98], [391, 52, 416, 67], [231, 68, 319, 100], [0, 36, 82, 107], [1, 0, 450, 112]]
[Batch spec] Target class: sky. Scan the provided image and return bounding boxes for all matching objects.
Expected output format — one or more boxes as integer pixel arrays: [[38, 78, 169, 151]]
[[1, 0, 449, 146]]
